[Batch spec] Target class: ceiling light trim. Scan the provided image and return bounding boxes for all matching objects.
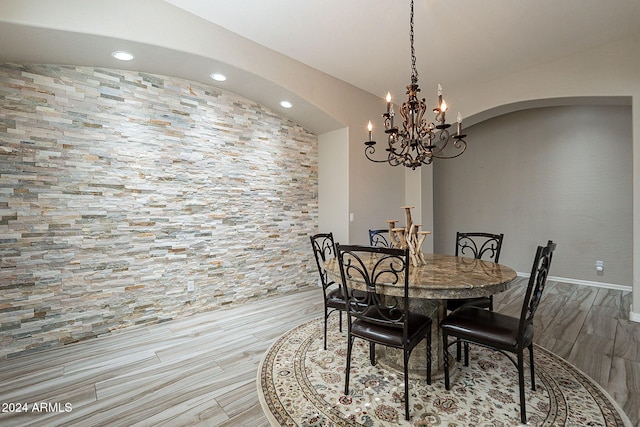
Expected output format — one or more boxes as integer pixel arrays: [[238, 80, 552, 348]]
[[112, 50, 135, 61], [210, 73, 227, 82]]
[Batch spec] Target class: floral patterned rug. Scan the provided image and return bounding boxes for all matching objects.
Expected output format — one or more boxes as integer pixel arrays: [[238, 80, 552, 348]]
[[258, 317, 631, 426]]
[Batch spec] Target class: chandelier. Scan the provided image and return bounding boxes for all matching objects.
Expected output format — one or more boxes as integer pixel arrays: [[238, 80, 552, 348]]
[[365, 0, 467, 169]]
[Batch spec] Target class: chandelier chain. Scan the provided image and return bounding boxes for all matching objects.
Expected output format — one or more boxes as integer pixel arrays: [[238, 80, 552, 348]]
[[410, 0, 418, 84]]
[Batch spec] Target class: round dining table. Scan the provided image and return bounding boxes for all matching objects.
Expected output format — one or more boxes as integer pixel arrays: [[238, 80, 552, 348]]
[[324, 253, 517, 377]]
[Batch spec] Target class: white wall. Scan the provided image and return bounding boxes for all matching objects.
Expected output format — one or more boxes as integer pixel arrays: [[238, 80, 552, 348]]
[[403, 168, 435, 253], [319, 128, 349, 243], [346, 123, 406, 245]]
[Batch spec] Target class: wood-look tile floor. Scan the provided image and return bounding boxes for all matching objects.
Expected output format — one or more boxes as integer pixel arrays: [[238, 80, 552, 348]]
[[0, 279, 637, 426]]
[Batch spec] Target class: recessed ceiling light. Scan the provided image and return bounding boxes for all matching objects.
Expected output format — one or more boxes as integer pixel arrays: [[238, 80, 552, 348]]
[[112, 51, 135, 61], [280, 100, 293, 109], [210, 73, 227, 82]]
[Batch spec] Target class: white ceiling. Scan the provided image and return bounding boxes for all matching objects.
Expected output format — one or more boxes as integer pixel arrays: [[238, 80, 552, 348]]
[[1, 0, 640, 133], [164, 0, 640, 99]]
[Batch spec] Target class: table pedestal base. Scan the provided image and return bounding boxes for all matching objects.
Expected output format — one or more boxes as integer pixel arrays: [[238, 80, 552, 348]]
[[376, 297, 458, 380]]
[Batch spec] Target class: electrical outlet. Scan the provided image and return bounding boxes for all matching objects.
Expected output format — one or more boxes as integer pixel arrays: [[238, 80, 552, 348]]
[[187, 280, 195, 292], [595, 260, 604, 272]]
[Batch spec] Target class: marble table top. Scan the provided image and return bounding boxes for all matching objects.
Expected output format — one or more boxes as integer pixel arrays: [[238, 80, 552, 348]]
[[324, 253, 517, 300]]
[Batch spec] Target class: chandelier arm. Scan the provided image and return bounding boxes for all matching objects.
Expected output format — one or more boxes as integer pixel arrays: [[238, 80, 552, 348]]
[[426, 128, 451, 155], [420, 156, 434, 167], [430, 139, 468, 159], [389, 157, 404, 167], [365, 145, 395, 164], [365, 144, 412, 167]]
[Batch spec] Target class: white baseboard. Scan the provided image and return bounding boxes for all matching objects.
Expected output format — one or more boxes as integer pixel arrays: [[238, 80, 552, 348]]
[[515, 272, 632, 292], [517, 272, 638, 323]]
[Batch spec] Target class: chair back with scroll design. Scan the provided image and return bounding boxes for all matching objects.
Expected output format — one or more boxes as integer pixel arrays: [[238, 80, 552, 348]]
[[310, 232, 346, 350], [519, 240, 555, 343], [455, 232, 503, 262], [441, 240, 556, 424], [368, 228, 392, 247], [336, 244, 431, 421], [338, 245, 409, 330], [448, 232, 504, 313], [310, 233, 335, 290]]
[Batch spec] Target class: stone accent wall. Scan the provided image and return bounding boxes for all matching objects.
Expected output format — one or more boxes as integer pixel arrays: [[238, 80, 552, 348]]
[[0, 64, 318, 359]]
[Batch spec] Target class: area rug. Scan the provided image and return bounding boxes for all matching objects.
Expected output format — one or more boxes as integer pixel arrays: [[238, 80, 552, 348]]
[[258, 317, 632, 426]]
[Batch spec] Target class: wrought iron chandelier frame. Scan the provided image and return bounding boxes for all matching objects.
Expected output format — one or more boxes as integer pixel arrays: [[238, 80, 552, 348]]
[[365, 0, 468, 169]]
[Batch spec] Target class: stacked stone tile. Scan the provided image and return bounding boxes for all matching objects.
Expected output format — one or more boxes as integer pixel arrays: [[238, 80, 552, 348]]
[[0, 64, 318, 359]]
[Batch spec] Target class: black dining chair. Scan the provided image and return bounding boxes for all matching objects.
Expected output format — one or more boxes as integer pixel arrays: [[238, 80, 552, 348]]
[[368, 228, 392, 247], [447, 232, 504, 363], [310, 232, 346, 350], [336, 244, 432, 421], [441, 240, 556, 425], [447, 232, 504, 312]]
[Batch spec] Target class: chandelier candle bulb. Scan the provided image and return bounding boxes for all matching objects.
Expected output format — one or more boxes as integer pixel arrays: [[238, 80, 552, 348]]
[[386, 92, 391, 113], [457, 112, 462, 135], [368, 121, 373, 141]]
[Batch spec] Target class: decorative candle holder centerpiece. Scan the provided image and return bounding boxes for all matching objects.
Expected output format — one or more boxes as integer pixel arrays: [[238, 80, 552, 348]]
[[387, 206, 431, 266]]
